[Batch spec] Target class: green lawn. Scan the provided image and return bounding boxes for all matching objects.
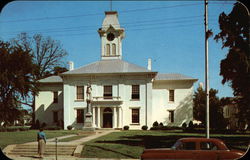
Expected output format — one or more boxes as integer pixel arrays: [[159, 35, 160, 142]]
[[81, 130, 250, 159], [0, 130, 79, 149]]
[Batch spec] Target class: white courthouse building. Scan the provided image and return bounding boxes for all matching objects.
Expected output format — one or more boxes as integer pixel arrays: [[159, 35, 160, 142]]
[[35, 11, 197, 130]]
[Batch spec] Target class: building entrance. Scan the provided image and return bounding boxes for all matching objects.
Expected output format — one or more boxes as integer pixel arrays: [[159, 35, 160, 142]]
[[103, 107, 112, 128]]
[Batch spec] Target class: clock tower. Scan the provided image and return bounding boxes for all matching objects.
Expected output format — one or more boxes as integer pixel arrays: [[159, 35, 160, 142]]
[[98, 11, 125, 60]]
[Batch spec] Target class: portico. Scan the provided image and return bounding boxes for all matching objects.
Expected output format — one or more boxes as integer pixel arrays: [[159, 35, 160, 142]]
[[92, 97, 123, 129]]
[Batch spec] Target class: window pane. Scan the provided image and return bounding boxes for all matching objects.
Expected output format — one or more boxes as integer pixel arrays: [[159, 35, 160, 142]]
[[183, 142, 196, 150], [169, 110, 174, 123], [106, 44, 110, 56], [132, 85, 140, 99], [132, 109, 139, 123], [104, 85, 112, 99], [53, 91, 58, 103], [169, 90, 174, 102], [77, 109, 84, 123], [77, 86, 84, 100], [112, 44, 116, 55]]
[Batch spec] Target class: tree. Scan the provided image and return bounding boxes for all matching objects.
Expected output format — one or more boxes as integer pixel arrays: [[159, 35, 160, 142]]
[[193, 87, 226, 129], [0, 40, 35, 125], [214, 1, 250, 125], [11, 33, 68, 127]]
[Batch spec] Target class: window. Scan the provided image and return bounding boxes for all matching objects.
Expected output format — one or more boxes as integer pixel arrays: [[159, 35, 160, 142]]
[[112, 44, 116, 55], [200, 142, 218, 150], [131, 85, 140, 100], [169, 90, 175, 102], [132, 109, 139, 123], [104, 85, 112, 99], [76, 86, 84, 100], [76, 109, 84, 123], [169, 110, 174, 123], [182, 142, 196, 150], [53, 91, 58, 103], [106, 44, 110, 56], [53, 111, 58, 123]]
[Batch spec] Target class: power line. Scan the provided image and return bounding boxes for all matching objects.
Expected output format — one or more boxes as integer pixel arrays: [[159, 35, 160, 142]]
[[1, 15, 217, 35], [0, 3, 204, 23]]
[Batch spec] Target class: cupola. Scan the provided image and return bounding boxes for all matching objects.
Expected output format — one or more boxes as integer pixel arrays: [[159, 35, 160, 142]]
[[98, 11, 125, 60]]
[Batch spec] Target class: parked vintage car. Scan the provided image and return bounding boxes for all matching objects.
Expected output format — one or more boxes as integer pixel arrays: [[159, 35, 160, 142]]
[[141, 138, 245, 160]]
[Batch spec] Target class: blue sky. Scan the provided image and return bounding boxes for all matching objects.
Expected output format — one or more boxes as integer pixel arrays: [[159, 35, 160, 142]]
[[0, 0, 238, 98]]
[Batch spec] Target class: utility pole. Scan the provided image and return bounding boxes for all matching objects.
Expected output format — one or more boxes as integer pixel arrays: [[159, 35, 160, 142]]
[[204, 0, 210, 139]]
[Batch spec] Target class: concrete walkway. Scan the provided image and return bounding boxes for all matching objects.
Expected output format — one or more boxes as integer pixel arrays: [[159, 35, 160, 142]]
[[24, 130, 115, 145]]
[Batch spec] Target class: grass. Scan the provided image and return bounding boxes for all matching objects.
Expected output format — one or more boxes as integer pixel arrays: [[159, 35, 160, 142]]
[[0, 129, 79, 149], [81, 130, 250, 159], [59, 135, 87, 142]]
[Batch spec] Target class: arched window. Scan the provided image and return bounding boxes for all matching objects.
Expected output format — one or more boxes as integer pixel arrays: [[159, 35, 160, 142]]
[[106, 44, 110, 56], [112, 43, 116, 56]]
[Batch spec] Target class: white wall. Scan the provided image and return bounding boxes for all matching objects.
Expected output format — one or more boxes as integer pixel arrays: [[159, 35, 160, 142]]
[[35, 83, 63, 126], [62, 74, 152, 130], [152, 80, 195, 127]]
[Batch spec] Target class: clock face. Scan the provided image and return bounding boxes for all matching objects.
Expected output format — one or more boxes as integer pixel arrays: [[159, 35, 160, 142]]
[[107, 33, 115, 41]]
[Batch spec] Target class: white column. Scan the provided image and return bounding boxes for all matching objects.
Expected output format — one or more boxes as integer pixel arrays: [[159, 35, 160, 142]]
[[113, 107, 117, 128], [118, 107, 122, 128], [92, 107, 96, 127], [97, 107, 101, 128]]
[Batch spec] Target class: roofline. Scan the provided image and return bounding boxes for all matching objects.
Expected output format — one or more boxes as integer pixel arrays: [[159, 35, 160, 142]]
[[154, 79, 198, 82], [60, 72, 158, 76]]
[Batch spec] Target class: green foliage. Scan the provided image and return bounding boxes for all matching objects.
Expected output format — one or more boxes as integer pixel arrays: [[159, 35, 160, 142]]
[[123, 125, 129, 130], [193, 87, 227, 129], [182, 123, 187, 129], [67, 125, 73, 130], [153, 121, 159, 127], [214, 2, 250, 124], [141, 125, 148, 130], [0, 40, 35, 124]]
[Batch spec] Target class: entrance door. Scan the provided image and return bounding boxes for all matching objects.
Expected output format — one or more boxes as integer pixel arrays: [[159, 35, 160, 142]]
[[103, 107, 112, 128]]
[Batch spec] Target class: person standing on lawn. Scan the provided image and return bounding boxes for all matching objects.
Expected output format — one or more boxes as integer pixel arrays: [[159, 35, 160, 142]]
[[37, 128, 46, 158]]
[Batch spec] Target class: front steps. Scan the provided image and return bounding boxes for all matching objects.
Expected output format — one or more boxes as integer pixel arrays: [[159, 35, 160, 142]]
[[6, 144, 77, 157]]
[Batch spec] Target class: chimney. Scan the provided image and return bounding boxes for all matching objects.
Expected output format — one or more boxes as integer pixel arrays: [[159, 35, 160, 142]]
[[147, 58, 152, 70], [68, 61, 74, 71]]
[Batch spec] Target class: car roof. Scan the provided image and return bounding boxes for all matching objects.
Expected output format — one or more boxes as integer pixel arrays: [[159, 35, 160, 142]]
[[179, 137, 222, 142]]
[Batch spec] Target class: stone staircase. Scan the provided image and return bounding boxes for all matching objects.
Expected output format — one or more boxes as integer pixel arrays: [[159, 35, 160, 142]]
[[6, 144, 77, 157]]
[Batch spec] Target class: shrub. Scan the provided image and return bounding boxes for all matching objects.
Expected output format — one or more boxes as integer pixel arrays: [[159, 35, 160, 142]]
[[0, 127, 7, 132], [123, 125, 129, 130], [182, 123, 187, 129], [6, 127, 19, 132], [159, 122, 164, 127], [153, 121, 159, 127], [45, 126, 61, 130], [41, 122, 47, 128], [188, 121, 194, 129], [19, 127, 29, 131], [67, 125, 73, 130], [142, 125, 148, 130]]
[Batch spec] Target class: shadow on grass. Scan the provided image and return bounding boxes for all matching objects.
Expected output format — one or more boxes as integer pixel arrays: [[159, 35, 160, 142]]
[[86, 145, 136, 158], [95, 134, 249, 151]]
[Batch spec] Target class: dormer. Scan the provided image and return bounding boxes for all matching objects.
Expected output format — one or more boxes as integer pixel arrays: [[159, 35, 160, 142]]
[[98, 11, 125, 60]]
